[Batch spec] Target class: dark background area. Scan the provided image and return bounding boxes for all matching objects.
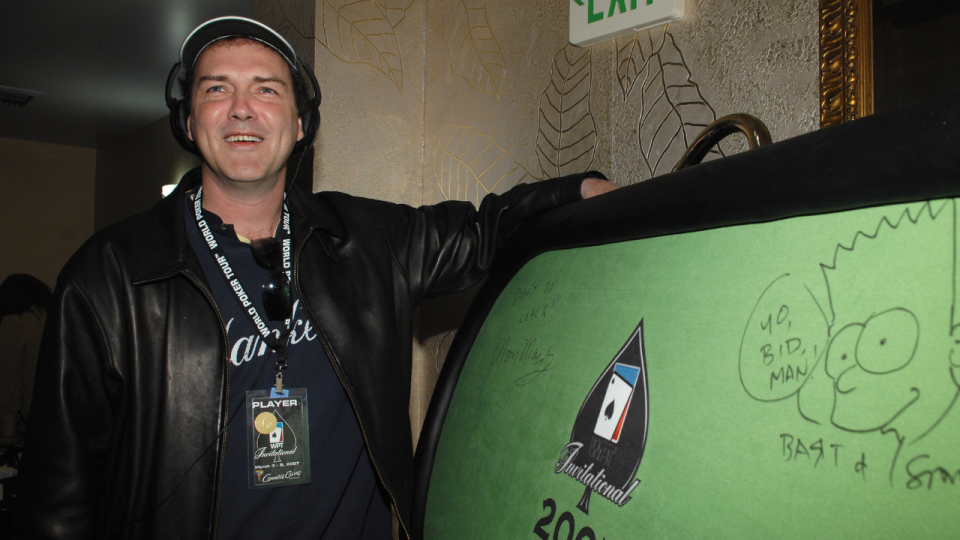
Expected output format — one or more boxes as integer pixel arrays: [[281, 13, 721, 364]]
[[873, 0, 960, 114]]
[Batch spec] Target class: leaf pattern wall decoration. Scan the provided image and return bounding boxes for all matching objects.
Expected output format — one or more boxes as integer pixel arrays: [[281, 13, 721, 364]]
[[276, 0, 407, 92], [440, 0, 506, 100], [617, 29, 722, 180], [535, 44, 597, 179], [616, 28, 666, 101], [319, 0, 404, 90], [273, 0, 317, 61], [434, 125, 537, 206], [374, 0, 412, 28]]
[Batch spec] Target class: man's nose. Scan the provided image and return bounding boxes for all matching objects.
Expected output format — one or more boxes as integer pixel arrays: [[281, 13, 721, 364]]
[[825, 323, 863, 380], [229, 92, 255, 121]]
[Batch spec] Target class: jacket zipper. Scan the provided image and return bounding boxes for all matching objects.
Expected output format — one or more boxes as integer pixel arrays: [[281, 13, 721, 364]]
[[182, 269, 231, 540], [292, 226, 411, 540]]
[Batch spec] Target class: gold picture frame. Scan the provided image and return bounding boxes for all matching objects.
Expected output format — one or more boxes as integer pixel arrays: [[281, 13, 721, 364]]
[[819, 0, 875, 127]]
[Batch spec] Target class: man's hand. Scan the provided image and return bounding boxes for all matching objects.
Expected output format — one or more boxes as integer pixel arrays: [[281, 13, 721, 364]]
[[581, 177, 620, 199]]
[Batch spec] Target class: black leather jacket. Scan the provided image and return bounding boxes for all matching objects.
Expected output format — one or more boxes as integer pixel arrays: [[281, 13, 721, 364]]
[[16, 168, 594, 539]]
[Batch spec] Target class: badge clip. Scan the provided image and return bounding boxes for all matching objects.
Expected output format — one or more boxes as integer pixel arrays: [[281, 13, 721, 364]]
[[273, 372, 287, 397]]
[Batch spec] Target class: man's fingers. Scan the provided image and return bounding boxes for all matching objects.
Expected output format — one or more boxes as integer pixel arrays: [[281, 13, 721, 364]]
[[581, 178, 620, 199]]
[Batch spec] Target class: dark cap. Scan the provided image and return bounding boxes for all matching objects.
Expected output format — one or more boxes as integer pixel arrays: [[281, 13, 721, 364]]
[[179, 16, 298, 71]]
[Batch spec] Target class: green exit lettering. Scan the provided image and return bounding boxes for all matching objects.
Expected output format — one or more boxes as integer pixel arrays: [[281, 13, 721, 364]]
[[580, 0, 653, 24]]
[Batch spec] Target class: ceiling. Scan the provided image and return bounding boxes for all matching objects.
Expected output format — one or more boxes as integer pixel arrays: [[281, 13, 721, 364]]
[[0, 0, 251, 149]]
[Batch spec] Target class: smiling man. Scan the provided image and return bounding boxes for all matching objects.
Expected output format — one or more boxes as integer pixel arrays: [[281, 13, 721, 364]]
[[186, 38, 305, 241], [15, 16, 617, 540]]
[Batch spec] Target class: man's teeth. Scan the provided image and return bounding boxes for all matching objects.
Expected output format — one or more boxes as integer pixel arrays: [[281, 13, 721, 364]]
[[224, 135, 263, 142]]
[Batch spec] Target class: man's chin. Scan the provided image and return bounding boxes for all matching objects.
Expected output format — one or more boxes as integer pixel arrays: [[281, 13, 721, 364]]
[[203, 164, 284, 186]]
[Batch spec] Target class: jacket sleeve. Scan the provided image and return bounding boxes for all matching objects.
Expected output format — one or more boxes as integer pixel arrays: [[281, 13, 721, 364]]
[[14, 277, 116, 540], [371, 171, 605, 303]]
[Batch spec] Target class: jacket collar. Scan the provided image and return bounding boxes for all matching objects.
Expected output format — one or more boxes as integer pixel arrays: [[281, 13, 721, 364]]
[[132, 167, 344, 285]]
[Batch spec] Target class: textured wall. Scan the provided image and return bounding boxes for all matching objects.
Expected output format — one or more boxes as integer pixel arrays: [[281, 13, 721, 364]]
[[423, 0, 818, 199], [251, 0, 819, 445], [0, 138, 96, 288], [675, 0, 820, 142]]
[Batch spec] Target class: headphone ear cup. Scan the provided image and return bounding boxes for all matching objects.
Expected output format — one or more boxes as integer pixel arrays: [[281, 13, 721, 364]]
[[173, 100, 200, 155], [292, 55, 321, 155], [294, 107, 318, 154], [168, 99, 200, 156], [166, 62, 201, 156]]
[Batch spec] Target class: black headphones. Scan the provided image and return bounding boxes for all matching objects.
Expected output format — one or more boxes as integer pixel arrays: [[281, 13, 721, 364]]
[[164, 53, 322, 156]]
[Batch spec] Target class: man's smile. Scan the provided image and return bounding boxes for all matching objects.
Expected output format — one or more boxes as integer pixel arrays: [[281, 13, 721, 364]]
[[223, 134, 264, 143]]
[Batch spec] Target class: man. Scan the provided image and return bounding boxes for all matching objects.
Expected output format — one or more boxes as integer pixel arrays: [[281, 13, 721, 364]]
[[16, 17, 616, 540]]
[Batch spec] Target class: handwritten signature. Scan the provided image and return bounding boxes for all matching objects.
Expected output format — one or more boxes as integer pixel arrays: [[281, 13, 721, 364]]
[[495, 336, 556, 386]]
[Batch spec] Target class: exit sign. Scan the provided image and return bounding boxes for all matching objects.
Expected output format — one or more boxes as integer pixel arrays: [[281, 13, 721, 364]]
[[569, 0, 684, 46]]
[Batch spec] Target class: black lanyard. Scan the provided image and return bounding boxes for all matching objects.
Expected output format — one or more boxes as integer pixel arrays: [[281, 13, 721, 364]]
[[193, 187, 294, 392]]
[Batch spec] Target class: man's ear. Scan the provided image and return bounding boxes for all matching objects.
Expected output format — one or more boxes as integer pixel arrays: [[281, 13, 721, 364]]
[[187, 116, 194, 142], [297, 116, 304, 142]]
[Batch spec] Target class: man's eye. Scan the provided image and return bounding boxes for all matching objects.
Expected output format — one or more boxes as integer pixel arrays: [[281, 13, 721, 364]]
[[206, 85, 224, 93], [260, 87, 278, 94]]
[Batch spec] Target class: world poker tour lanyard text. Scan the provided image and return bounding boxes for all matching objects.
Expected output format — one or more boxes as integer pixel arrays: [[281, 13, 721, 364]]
[[193, 186, 293, 393]]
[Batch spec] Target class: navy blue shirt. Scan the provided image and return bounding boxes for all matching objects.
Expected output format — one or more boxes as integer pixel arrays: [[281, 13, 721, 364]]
[[185, 194, 391, 539]]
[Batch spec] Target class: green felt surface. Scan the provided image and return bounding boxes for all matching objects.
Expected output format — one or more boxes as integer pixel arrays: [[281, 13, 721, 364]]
[[425, 199, 960, 539]]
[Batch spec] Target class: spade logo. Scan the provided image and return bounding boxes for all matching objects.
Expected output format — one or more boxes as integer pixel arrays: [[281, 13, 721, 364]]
[[593, 364, 642, 444], [257, 410, 297, 458], [555, 320, 649, 514]]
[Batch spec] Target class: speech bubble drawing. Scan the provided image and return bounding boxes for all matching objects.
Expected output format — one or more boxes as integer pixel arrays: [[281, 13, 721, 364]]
[[740, 274, 829, 402]]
